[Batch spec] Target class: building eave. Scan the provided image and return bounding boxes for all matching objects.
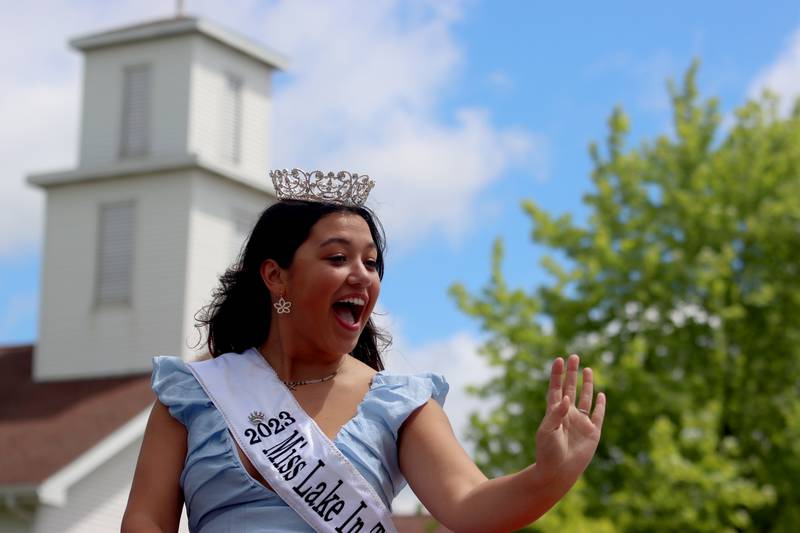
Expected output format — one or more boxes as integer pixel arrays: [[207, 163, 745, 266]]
[[26, 153, 277, 197], [69, 16, 289, 71]]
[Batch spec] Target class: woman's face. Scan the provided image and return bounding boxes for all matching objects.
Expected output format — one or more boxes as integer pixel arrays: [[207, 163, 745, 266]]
[[280, 212, 381, 356]]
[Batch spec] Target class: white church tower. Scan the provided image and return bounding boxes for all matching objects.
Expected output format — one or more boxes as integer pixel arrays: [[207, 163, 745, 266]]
[[27, 16, 287, 380]]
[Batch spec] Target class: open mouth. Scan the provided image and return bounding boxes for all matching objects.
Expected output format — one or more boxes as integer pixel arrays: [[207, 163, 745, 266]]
[[332, 297, 366, 329]]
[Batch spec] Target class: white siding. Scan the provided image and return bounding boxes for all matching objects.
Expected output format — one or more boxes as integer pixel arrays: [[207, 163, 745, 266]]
[[76, 30, 273, 185], [34, 172, 192, 380], [229, 206, 258, 261], [31, 436, 189, 533], [33, 167, 273, 379], [78, 36, 192, 168], [36, 20, 278, 378], [188, 34, 272, 183], [182, 172, 272, 358]]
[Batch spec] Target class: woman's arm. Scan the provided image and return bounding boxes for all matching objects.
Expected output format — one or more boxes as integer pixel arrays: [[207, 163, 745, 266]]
[[121, 400, 187, 533], [399, 354, 605, 533]]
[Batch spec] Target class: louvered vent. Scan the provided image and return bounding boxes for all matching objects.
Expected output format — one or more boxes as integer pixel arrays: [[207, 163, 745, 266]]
[[120, 64, 150, 158], [221, 73, 243, 164], [96, 201, 135, 304]]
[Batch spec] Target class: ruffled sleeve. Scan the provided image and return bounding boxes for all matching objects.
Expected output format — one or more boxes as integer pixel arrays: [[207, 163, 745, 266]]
[[361, 372, 449, 437], [335, 371, 449, 505], [151, 356, 211, 426]]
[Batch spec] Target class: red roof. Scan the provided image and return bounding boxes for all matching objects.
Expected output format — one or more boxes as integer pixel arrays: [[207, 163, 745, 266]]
[[0, 345, 154, 485]]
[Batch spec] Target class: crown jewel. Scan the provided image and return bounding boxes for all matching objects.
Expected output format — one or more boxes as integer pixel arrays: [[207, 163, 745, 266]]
[[269, 168, 375, 206]]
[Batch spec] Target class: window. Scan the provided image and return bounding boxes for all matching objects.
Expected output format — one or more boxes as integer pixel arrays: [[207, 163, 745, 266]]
[[96, 201, 135, 304], [221, 73, 243, 164], [120, 64, 150, 158]]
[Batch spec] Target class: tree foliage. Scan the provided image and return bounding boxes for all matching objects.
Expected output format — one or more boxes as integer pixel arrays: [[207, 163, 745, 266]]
[[450, 64, 800, 531]]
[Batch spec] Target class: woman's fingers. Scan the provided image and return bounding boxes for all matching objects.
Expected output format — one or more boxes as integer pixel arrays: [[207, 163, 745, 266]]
[[577, 367, 594, 414], [547, 357, 565, 409], [563, 354, 580, 405], [540, 395, 570, 433], [547, 354, 603, 428], [591, 392, 606, 428]]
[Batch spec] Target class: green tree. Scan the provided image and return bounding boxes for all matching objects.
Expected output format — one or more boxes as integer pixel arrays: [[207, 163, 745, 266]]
[[451, 64, 800, 531]]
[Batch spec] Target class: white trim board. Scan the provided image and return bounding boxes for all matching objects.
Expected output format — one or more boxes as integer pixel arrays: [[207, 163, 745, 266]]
[[37, 406, 151, 507], [70, 16, 288, 71]]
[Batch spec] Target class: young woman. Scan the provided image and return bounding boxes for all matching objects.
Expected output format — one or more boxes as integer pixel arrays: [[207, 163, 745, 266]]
[[122, 170, 606, 533]]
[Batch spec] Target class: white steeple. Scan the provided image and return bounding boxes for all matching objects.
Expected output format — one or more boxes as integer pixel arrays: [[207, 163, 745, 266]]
[[28, 17, 287, 380]]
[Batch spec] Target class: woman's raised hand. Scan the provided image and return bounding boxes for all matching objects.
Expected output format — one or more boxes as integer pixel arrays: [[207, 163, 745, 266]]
[[534, 354, 605, 488], [399, 353, 606, 531]]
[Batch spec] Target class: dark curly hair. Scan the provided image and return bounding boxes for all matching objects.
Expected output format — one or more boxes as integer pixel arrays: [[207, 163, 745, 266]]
[[195, 200, 390, 370]]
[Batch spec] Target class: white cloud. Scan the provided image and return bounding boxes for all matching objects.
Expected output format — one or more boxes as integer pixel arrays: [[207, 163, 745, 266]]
[[381, 321, 498, 515], [373, 303, 495, 445], [382, 326, 495, 446], [255, 0, 541, 248], [337, 109, 534, 246], [0, 0, 169, 258], [0, 0, 541, 257], [749, 29, 800, 114]]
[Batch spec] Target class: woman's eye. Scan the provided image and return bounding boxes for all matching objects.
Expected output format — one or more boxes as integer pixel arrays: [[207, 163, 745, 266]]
[[364, 259, 378, 270], [328, 255, 347, 264]]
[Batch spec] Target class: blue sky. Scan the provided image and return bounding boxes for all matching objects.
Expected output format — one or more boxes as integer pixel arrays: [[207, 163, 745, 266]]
[[2, 1, 800, 442], [380, 0, 800, 343]]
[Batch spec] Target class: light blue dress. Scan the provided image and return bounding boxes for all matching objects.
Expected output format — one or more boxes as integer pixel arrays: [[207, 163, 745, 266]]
[[152, 356, 448, 532]]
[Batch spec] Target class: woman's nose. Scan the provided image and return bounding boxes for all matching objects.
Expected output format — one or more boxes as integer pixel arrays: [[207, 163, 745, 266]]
[[347, 263, 372, 287]]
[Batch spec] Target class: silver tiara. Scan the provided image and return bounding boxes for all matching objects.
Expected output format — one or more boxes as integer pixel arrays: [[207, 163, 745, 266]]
[[269, 168, 375, 206]]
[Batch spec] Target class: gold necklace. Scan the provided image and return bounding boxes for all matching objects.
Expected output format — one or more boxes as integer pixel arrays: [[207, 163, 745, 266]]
[[283, 371, 338, 391]]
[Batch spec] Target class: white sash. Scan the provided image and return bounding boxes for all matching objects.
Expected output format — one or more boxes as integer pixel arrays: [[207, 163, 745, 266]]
[[187, 348, 396, 533]]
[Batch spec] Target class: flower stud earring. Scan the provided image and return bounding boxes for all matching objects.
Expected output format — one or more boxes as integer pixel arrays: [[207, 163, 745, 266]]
[[274, 295, 292, 315]]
